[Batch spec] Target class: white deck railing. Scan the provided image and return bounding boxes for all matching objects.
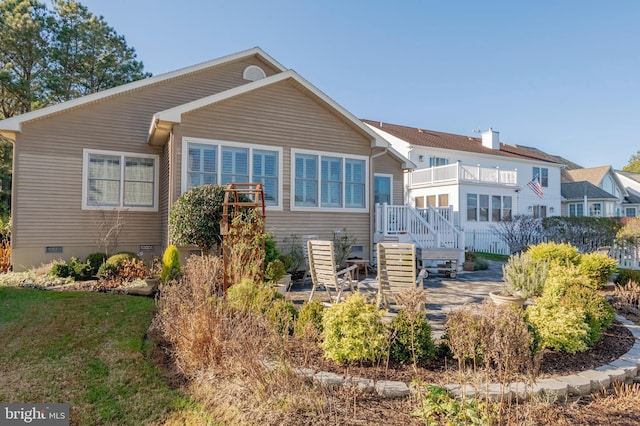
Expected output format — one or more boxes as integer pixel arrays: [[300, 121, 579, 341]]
[[408, 162, 518, 187], [375, 203, 463, 250]]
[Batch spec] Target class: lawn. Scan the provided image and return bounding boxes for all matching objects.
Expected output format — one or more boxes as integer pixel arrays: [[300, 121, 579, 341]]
[[0, 287, 216, 426]]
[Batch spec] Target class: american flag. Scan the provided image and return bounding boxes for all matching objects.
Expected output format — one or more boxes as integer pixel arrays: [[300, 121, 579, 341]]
[[528, 174, 544, 198]]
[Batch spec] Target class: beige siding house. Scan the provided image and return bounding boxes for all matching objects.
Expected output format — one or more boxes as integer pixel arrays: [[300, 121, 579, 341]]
[[0, 48, 411, 271]]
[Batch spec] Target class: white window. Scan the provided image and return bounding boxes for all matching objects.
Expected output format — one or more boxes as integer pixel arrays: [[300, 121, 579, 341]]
[[626, 207, 637, 217], [82, 149, 158, 211], [569, 203, 584, 217], [429, 157, 449, 167], [590, 203, 602, 217], [532, 167, 549, 187], [183, 138, 282, 208], [292, 149, 368, 211], [491, 195, 513, 221]]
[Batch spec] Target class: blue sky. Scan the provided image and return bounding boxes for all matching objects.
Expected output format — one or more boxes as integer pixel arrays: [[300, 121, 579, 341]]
[[80, 0, 639, 169]]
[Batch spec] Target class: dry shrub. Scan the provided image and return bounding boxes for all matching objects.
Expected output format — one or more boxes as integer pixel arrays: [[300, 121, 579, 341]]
[[479, 302, 539, 386], [614, 280, 640, 311], [154, 255, 227, 375], [445, 305, 482, 372], [0, 240, 10, 273]]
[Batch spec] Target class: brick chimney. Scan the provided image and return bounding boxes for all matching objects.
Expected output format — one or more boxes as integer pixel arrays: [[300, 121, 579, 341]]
[[481, 128, 500, 150]]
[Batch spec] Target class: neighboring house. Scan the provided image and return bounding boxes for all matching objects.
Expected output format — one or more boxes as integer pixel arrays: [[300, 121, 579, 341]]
[[0, 47, 412, 271], [563, 166, 627, 217], [363, 121, 563, 235], [616, 171, 640, 217]]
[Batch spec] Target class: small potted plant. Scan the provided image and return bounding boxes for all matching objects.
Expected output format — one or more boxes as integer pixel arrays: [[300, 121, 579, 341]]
[[489, 252, 548, 308]]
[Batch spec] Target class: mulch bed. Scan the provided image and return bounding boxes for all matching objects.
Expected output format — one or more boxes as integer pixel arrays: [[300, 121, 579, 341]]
[[286, 319, 635, 386]]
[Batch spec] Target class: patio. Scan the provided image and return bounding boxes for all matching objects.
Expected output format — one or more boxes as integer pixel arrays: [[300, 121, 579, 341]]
[[285, 260, 506, 338]]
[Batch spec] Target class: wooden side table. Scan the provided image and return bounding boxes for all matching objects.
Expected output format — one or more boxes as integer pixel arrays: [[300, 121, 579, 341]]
[[346, 259, 370, 279]]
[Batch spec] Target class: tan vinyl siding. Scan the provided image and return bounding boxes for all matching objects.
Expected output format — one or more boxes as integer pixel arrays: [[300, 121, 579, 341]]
[[12, 56, 278, 269], [372, 153, 405, 205], [172, 79, 375, 258]]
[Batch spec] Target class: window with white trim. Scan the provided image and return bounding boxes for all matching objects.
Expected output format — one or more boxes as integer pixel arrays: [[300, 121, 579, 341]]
[[83, 149, 158, 210], [293, 150, 367, 210], [626, 207, 637, 217], [374, 174, 392, 205], [183, 138, 281, 207], [532, 167, 549, 187], [569, 203, 584, 217], [429, 156, 449, 167]]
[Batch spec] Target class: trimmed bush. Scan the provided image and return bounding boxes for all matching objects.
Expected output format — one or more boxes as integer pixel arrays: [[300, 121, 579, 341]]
[[294, 300, 325, 341], [389, 311, 435, 364], [68, 257, 92, 281], [528, 241, 580, 267], [50, 261, 70, 278], [321, 293, 388, 363], [525, 299, 590, 354], [578, 252, 618, 288], [562, 285, 614, 345], [542, 264, 597, 299], [615, 268, 640, 286], [161, 245, 181, 283], [85, 252, 108, 276]]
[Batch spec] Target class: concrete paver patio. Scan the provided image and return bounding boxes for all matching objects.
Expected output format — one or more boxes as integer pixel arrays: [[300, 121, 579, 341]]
[[286, 260, 506, 338]]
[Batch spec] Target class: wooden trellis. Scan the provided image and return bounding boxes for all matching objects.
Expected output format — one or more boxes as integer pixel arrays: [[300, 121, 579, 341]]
[[220, 183, 266, 292]]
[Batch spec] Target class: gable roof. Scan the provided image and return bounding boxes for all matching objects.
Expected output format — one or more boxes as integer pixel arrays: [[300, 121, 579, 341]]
[[564, 165, 612, 185], [618, 170, 640, 184], [561, 181, 618, 201], [147, 69, 414, 169], [0, 47, 287, 136], [362, 120, 560, 164], [516, 145, 583, 169]]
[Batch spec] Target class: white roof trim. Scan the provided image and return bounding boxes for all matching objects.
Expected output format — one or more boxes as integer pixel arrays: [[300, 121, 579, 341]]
[[0, 47, 287, 133]]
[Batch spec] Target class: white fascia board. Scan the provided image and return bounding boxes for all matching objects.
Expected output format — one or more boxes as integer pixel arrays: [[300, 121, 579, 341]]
[[365, 124, 411, 153], [0, 47, 286, 133]]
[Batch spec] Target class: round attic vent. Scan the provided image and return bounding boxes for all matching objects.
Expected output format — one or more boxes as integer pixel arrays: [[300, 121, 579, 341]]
[[243, 65, 266, 81]]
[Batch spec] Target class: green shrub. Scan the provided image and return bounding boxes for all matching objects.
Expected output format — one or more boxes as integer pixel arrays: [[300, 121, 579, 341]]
[[85, 252, 108, 276], [389, 311, 435, 364], [161, 245, 181, 283], [411, 384, 497, 424], [264, 258, 286, 282], [502, 251, 549, 298], [50, 261, 70, 278], [525, 299, 590, 354], [542, 264, 597, 299], [266, 298, 298, 336], [473, 258, 489, 270], [105, 252, 138, 267], [97, 262, 118, 280], [528, 242, 580, 267], [321, 293, 388, 363], [226, 278, 281, 314], [578, 252, 618, 288], [563, 285, 614, 345], [168, 184, 229, 255], [68, 257, 92, 281], [294, 300, 325, 341], [264, 233, 280, 267], [614, 268, 640, 286]]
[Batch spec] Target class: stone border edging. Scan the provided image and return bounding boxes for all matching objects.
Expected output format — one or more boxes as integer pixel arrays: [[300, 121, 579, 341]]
[[265, 314, 640, 400]]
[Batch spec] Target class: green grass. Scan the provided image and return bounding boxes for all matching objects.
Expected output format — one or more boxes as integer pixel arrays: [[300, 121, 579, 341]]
[[475, 252, 509, 262], [0, 287, 216, 425]]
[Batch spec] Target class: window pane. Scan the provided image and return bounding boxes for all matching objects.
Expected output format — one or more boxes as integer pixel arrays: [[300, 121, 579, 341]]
[[479, 194, 489, 221], [503, 196, 512, 221], [374, 176, 391, 205], [294, 154, 318, 206], [345, 159, 365, 208], [221, 147, 249, 184], [426, 195, 436, 207], [124, 157, 155, 207], [492, 195, 501, 221], [253, 150, 278, 205], [541, 168, 548, 187], [88, 154, 120, 206], [321, 156, 342, 207], [467, 193, 477, 221], [438, 194, 449, 207], [187, 144, 217, 188]]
